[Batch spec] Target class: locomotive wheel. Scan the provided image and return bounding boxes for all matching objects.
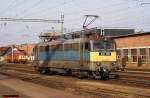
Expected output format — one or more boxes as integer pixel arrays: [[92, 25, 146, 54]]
[[101, 72, 109, 80], [34, 66, 39, 72], [77, 74, 84, 79], [39, 67, 50, 74], [66, 69, 72, 76], [88, 72, 95, 79], [114, 74, 119, 79], [77, 71, 84, 79]]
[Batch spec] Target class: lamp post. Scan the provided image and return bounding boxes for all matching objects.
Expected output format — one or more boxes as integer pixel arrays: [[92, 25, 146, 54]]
[[11, 45, 14, 63]]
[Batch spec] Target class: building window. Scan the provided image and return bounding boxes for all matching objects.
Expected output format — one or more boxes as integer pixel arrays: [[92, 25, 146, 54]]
[[131, 49, 137, 62], [123, 49, 128, 62], [117, 49, 121, 60], [140, 48, 146, 63], [149, 48, 150, 63]]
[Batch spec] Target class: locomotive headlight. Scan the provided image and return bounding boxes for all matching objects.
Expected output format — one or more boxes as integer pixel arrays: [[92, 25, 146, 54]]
[[103, 68, 107, 72], [111, 62, 116, 66]]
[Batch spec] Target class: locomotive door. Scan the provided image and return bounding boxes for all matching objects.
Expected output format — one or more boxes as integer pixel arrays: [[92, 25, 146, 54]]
[[80, 42, 84, 67], [80, 41, 91, 67]]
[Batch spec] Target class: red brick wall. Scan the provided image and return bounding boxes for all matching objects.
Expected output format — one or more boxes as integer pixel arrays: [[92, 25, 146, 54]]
[[114, 35, 150, 48], [17, 44, 35, 56], [114, 34, 150, 71]]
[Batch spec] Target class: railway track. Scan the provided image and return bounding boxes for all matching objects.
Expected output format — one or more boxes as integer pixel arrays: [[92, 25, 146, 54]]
[[1, 69, 149, 98], [0, 63, 150, 98], [1, 63, 150, 88]]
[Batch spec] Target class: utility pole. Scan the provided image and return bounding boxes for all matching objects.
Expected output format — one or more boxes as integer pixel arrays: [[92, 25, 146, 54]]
[[11, 45, 14, 63], [61, 15, 64, 38]]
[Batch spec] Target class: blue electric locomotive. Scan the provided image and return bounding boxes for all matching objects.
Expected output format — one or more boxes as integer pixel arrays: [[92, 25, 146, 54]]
[[33, 33, 119, 79]]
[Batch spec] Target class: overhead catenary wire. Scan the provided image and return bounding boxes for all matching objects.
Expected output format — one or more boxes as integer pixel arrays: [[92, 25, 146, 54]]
[[0, 0, 16, 16], [23, 0, 141, 23], [16, 0, 44, 18], [23, 0, 140, 18], [2, 0, 145, 25], [24, 0, 115, 18], [0, 0, 149, 41], [22, 0, 74, 18], [0, 18, 62, 23]]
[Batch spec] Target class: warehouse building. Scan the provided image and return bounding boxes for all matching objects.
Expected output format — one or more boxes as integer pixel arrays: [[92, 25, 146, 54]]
[[113, 32, 150, 71], [88, 27, 134, 37]]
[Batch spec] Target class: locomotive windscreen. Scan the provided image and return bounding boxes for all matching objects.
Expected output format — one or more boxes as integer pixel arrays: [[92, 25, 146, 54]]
[[94, 39, 115, 51]]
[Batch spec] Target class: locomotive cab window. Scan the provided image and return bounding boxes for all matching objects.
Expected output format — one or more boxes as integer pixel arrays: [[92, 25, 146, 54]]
[[51, 44, 63, 51], [94, 39, 115, 51]]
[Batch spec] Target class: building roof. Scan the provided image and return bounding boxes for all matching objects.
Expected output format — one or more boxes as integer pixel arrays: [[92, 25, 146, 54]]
[[112, 32, 150, 39], [0, 46, 26, 56], [0, 47, 10, 56]]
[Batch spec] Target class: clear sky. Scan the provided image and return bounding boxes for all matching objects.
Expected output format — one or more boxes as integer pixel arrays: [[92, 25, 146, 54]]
[[0, 0, 150, 46]]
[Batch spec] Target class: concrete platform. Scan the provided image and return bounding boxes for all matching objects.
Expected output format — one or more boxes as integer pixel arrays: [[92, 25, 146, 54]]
[[0, 74, 84, 98]]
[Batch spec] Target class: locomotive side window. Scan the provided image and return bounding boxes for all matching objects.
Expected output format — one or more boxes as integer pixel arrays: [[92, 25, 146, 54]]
[[51, 45, 57, 51], [45, 45, 49, 52], [40, 46, 45, 52], [51, 44, 63, 51], [64, 44, 72, 51], [57, 44, 63, 51], [72, 43, 79, 51]]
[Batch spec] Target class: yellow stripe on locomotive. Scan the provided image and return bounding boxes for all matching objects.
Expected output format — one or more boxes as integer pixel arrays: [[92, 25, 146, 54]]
[[90, 52, 117, 62]]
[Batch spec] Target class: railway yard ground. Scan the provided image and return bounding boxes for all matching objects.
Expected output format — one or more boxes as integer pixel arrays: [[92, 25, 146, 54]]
[[0, 74, 84, 98], [0, 63, 150, 98]]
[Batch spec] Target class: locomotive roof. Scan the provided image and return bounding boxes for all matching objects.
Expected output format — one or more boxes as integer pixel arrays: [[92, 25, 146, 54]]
[[38, 38, 89, 46]]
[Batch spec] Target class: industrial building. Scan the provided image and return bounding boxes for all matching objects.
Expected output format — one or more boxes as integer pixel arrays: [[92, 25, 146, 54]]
[[16, 43, 35, 57], [113, 32, 150, 71], [0, 43, 35, 63], [0, 46, 26, 63], [90, 27, 134, 37]]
